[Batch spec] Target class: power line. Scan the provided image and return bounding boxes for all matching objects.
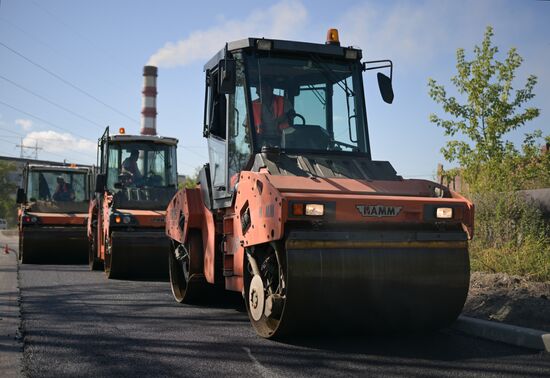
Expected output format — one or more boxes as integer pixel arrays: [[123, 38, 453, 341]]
[[0, 126, 96, 160], [16, 138, 42, 159], [0, 74, 103, 129], [0, 16, 131, 95], [0, 41, 139, 125], [0, 133, 92, 159], [0, 99, 94, 141], [29, 0, 124, 67]]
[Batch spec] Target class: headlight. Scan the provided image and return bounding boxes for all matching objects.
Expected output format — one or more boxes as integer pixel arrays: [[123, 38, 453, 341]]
[[22, 215, 39, 224], [305, 204, 324, 216], [111, 212, 136, 225], [436, 207, 453, 219], [256, 39, 273, 51], [291, 202, 328, 217]]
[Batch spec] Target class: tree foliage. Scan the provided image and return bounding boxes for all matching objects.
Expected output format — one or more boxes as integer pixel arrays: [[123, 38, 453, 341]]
[[428, 26, 547, 193], [0, 161, 18, 226], [179, 167, 201, 189]]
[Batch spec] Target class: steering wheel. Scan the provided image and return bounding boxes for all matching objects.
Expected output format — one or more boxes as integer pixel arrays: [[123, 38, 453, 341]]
[[290, 112, 306, 125]]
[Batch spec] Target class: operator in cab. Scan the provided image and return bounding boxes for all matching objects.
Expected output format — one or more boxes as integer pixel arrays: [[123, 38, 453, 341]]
[[121, 150, 143, 182], [52, 176, 75, 202], [252, 80, 295, 143]]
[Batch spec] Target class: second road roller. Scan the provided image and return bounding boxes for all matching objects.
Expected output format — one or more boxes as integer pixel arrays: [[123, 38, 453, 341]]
[[165, 29, 474, 338], [88, 126, 178, 278]]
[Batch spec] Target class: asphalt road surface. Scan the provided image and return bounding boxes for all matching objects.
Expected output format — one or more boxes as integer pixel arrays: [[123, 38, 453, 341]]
[[7, 242, 549, 376]]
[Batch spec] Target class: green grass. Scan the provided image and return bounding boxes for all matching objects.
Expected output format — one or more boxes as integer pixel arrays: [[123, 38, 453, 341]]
[[469, 192, 550, 281]]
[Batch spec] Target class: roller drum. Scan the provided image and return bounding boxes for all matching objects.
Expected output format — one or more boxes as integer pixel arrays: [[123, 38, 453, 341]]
[[107, 231, 170, 279], [246, 230, 470, 338], [20, 226, 88, 264]]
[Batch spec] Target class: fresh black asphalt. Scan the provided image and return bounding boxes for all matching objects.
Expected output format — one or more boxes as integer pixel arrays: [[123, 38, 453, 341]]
[[18, 263, 550, 377]]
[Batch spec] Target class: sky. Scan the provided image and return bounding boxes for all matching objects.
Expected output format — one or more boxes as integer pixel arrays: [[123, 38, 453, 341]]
[[0, 0, 548, 178]]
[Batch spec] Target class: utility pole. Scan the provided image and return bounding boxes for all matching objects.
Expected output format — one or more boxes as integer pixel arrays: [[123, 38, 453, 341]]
[[16, 138, 43, 160]]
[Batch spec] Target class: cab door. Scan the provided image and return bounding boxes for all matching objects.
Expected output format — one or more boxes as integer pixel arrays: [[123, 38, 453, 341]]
[[205, 68, 230, 208]]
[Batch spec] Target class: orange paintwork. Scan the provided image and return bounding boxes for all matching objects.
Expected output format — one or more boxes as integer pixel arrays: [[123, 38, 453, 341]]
[[24, 211, 87, 225], [165, 188, 217, 284], [116, 209, 166, 228], [166, 170, 474, 294], [89, 191, 168, 262]]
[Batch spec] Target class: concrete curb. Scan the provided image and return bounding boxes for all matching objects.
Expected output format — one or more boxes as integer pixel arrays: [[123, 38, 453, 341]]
[[453, 315, 550, 352]]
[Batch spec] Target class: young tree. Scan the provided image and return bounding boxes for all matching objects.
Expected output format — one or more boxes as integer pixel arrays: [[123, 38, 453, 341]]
[[428, 26, 546, 192], [179, 166, 202, 189], [0, 161, 18, 226]]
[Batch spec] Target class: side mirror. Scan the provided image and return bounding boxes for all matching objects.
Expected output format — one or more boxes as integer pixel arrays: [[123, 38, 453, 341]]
[[95, 174, 106, 194], [377, 73, 394, 104], [16, 188, 25, 204], [219, 59, 236, 95]]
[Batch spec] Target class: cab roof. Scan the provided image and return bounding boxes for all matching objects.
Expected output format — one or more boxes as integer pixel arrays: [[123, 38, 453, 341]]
[[27, 164, 91, 174], [108, 134, 178, 146], [205, 36, 363, 71]]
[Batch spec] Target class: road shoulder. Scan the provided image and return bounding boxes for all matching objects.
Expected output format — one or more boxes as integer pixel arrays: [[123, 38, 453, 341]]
[[0, 232, 22, 378]]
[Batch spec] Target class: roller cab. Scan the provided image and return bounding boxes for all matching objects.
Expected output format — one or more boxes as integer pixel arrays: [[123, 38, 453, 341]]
[[165, 30, 474, 338], [17, 163, 92, 264], [89, 127, 177, 279]]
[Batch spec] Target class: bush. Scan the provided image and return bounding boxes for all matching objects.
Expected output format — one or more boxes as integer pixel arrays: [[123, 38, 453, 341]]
[[470, 192, 550, 281]]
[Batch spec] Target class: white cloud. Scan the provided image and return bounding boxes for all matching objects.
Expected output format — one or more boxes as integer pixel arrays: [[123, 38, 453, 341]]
[[24, 130, 96, 155], [15, 118, 33, 131], [337, 0, 539, 70], [337, 1, 455, 67], [147, 0, 307, 67]]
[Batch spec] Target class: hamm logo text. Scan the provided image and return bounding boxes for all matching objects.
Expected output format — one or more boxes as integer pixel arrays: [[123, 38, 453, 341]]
[[356, 205, 402, 217]]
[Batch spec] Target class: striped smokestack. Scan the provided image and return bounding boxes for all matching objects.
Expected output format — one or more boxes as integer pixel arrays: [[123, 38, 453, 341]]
[[140, 65, 158, 136]]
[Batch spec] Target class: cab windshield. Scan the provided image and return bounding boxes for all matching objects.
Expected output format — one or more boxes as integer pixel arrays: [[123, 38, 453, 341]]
[[106, 141, 177, 210], [246, 53, 368, 154], [27, 169, 89, 213]]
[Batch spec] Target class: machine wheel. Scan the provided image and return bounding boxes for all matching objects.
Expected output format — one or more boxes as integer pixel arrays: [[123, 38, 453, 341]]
[[243, 242, 287, 339], [169, 230, 207, 303], [88, 226, 103, 271], [104, 236, 126, 279], [18, 236, 23, 261]]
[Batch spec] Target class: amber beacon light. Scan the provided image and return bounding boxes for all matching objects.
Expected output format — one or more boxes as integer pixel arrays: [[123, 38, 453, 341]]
[[326, 28, 340, 45]]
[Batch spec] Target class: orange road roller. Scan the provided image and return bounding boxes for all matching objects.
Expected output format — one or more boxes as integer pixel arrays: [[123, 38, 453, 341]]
[[165, 30, 474, 338], [88, 127, 178, 279], [17, 163, 93, 264]]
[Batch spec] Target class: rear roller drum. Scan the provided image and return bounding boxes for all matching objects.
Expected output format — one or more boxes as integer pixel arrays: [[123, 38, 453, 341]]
[[169, 230, 207, 303], [244, 242, 288, 339]]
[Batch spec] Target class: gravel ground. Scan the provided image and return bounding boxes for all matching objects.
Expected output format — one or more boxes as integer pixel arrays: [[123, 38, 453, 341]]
[[463, 272, 550, 332]]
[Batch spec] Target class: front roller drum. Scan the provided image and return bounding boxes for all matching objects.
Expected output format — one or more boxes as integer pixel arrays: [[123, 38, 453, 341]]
[[244, 234, 470, 339], [88, 226, 103, 271], [20, 227, 88, 264], [168, 230, 210, 303], [105, 231, 170, 279]]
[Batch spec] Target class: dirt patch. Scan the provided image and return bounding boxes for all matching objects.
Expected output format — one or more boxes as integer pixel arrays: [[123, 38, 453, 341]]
[[463, 272, 550, 332]]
